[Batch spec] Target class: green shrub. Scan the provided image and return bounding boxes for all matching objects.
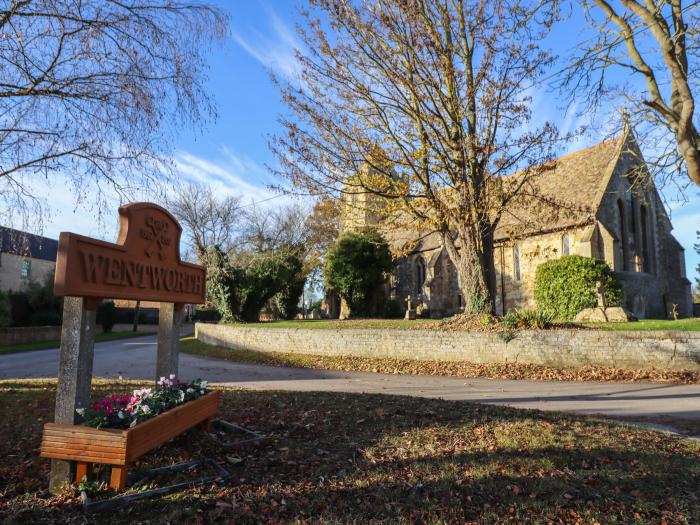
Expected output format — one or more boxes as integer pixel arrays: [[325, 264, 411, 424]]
[[274, 273, 306, 320], [8, 273, 63, 326], [205, 246, 306, 323], [534, 255, 622, 320], [501, 308, 554, 330], [325, 231, 394, 317], [96, 301, 116, 333]]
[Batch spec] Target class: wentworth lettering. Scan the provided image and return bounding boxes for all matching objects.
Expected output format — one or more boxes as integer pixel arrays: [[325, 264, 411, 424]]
[[78, 249, 203, 296]]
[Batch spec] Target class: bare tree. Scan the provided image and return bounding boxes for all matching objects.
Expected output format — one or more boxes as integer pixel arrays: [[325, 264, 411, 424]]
[[561, 0, 700, 188], [0, 0, 227, 227], [167, 182, 241, 262], [271, 0, 564, 313], [240, 202, 311, 254]]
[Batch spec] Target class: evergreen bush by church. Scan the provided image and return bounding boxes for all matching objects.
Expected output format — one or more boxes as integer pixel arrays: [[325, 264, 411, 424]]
[[534, 255, 623, 320]]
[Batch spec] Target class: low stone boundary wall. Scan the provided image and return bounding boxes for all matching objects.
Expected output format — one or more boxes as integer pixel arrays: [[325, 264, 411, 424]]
[[195, 323, 700, 371], [0, 323, 160, 347], [0, 326, 62, 346]]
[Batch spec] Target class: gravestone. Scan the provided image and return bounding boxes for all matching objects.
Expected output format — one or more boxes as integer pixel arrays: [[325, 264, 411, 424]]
[[49, 202, 206, 492]]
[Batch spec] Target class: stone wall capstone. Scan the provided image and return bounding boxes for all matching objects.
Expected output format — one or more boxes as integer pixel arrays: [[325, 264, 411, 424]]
[[195, 323, 700, 371]]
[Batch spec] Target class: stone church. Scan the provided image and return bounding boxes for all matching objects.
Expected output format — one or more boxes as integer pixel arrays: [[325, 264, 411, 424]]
[[338, 131, 693, 319]]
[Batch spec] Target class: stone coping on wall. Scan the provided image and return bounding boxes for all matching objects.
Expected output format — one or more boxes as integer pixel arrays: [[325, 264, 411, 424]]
[[195, 323, 700, 371]]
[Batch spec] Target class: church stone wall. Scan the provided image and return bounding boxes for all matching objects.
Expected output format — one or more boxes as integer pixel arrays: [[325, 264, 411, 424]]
[[494, 227, 592, 314]]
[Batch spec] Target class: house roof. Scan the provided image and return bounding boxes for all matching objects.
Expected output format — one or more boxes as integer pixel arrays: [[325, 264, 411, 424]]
[[0, 227, 58, 262], [380, 134, 628, 254]]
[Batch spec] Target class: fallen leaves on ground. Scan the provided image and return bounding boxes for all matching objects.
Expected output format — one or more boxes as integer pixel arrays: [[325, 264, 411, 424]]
[[0, 380, 698, 524]]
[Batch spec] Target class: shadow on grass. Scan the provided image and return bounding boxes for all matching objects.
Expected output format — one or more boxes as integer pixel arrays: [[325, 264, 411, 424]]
[[0, 386, 698, 524]]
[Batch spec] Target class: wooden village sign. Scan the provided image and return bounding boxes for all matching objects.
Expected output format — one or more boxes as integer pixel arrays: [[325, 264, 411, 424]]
[[40, 203, 214, 493]]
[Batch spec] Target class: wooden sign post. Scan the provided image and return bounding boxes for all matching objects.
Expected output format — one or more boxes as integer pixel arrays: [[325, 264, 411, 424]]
[[49, 203, 206, 492]]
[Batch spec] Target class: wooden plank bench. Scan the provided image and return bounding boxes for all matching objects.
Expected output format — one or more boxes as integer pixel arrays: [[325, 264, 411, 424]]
[[41, 390, 221, 490]]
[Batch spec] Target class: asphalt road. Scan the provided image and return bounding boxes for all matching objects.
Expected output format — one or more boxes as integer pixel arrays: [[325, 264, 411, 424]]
[[1, 334, 698, 423]]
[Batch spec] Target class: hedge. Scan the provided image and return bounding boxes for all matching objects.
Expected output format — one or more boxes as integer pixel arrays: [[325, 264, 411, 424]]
[[534, 255, 622, 320]]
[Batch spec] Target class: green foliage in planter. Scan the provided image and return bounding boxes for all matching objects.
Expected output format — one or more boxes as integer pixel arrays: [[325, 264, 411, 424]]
[[325, 231, 394, 317], [97, 300, 117, 333], [534, 255, 622, 320]]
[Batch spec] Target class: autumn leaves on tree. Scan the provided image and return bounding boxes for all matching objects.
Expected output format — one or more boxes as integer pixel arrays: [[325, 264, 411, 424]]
[[271, 0, 565, 314]]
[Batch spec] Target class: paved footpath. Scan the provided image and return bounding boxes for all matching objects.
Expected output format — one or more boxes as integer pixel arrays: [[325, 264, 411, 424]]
[[1, 334, 698, 424]]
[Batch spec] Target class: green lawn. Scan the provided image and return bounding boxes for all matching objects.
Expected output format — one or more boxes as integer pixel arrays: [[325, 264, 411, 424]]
[[583, 318, 700, 331], [223, 318, 443, 330], [222, 317, 700, 331], [0, 330, 152, 355], [1, 379, 698, 523]]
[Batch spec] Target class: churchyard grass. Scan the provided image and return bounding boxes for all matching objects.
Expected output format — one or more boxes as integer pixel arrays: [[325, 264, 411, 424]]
[[0, 378, 698, 523], [583, 318, 700, 331], [0, 331, 152, 355], [220, 317, 700, 331], [180, 338, 700, 384]]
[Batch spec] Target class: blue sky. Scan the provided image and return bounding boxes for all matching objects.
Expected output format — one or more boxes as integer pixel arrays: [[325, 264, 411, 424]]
[[38, 0, 700, 284]]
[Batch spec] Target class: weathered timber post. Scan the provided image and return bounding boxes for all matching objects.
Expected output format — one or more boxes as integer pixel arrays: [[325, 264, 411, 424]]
[[156, 303, 184, 380], [49, 296, 98, 493]]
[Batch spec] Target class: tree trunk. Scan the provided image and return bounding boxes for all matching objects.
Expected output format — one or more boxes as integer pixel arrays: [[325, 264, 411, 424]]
[[441, 231, 493, 315], [676, 130, 700, 187]]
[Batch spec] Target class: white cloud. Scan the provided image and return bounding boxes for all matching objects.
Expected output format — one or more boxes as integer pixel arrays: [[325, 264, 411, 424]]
[[4, 147, 292, 247], [231, 4, 302, 80], [173, 149, 281, 206]]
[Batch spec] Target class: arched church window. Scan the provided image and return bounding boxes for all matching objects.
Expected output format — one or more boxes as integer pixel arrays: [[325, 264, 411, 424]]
[[628, 193, 637, 255], [513, 244, 521, 282], [415, 258, 425, 293], [617, 199, 628, 271], [562, 234, 570, 257], [640, 205, 651, 273]]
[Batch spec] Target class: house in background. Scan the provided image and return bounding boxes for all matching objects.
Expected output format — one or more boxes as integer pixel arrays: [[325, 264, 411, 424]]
[[0, 227, 58, 292]]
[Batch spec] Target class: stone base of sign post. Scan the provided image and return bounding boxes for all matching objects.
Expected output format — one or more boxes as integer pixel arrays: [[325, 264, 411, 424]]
[[156, 303, 183, 381], [49, 297, 97, 493]]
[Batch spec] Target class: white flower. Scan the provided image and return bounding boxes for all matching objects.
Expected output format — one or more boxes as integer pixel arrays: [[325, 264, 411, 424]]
[[76, 408, 86, 417], [200, 381, 208, 389], [169, 373, 176, 381], [117, 411, 125, 420], [140, 405, 151, 415], [187, 388, 194, 394]]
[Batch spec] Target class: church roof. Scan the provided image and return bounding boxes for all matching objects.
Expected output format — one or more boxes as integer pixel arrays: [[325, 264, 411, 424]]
[[493, 137, 623, 241], [382, 134, 628, 254]]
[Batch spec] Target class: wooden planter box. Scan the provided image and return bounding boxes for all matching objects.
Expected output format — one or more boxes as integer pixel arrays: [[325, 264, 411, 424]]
[[40, 390, 221, 490]]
